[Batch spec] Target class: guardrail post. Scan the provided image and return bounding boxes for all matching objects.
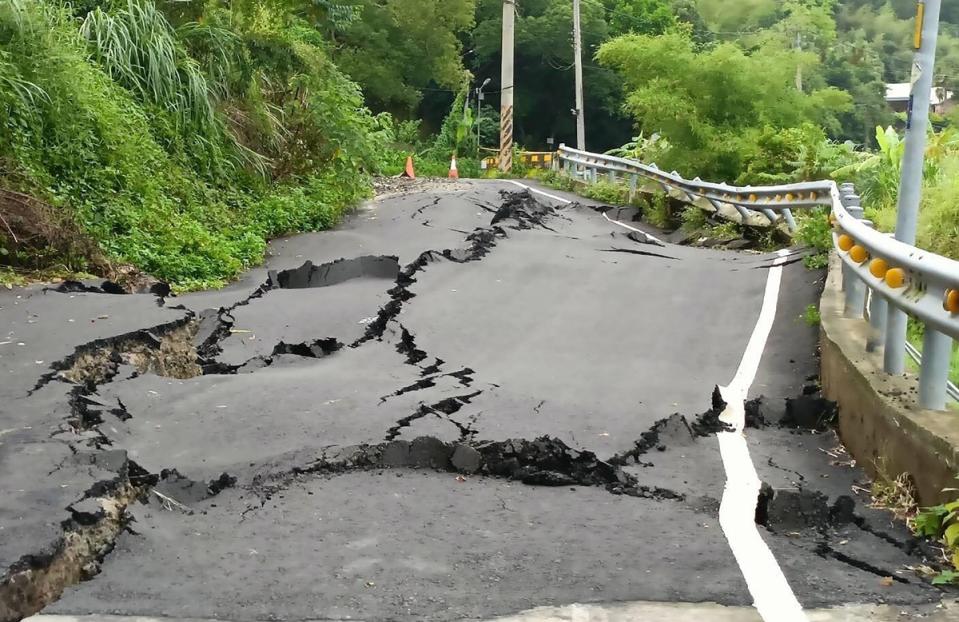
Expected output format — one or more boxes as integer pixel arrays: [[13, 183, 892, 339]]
[[590, 167, 598, 183], [608, 170, 616, 184], [733, 204, 753, 222], [841, 190, 867, 318], [884, 303, 908, 376], [866, 291, 887, 353], [628, 174, 638, 202], [782, 208, 797, 233], [760, 208, 779, 227], [919, 326, 953, 410]]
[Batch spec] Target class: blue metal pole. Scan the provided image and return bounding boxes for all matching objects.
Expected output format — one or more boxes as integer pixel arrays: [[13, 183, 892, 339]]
[[920, 326, 953, 410], [886, 0, 942, 374]]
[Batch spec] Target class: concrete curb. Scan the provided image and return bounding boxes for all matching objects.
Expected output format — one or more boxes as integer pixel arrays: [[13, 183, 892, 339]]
[[26, 601, 959, 622], [820, 254, 959, 505]]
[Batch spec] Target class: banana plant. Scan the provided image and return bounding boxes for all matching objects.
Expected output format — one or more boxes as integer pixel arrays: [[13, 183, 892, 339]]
[[833, 125, 959, 208]]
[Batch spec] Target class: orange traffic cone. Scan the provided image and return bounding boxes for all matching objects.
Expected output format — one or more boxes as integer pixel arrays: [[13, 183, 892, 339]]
[[448, 155, 459, 179], [401, 156, 416, 179]]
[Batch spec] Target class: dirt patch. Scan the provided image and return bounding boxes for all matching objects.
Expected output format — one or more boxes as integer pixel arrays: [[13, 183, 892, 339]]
[[61, 322, 203, 388], [0, 479, 143, 622], [372, 177, 474, 199], [782, 394, 838, 431]]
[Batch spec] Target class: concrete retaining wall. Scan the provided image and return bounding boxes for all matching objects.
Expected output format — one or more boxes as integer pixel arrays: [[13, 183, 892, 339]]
[[820, 255, 959, 505]]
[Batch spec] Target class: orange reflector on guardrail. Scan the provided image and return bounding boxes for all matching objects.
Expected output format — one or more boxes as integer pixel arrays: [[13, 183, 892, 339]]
[[885, 268, 906, 289], [946, 290, 959, 314], [838, 234, 854, 252], [850, 245, 868, 264], [869, 258, 889, 279]]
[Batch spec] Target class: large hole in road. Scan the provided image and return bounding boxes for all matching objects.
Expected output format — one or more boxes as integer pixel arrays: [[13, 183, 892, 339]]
[[267, 255, 400, 289]]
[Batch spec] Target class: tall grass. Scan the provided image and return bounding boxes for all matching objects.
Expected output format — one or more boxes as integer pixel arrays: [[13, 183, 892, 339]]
[[0, 0, 378, 289], [0, 0, 45, 108], [81, 1, 213, 128], [79, 0, 265, 177]]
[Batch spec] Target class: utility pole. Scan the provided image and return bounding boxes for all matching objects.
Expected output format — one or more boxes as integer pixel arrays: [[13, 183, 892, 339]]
[[573, 0, 586, 150], [499, 0, 515, 173], [477, 78, 491, 151], [885, 1, 947, 404], [794, 32, 803, 92]]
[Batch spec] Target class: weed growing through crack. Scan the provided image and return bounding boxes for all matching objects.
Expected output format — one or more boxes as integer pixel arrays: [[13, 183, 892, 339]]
[[803, 304, 821, 327], [869, 461, 919, 521]]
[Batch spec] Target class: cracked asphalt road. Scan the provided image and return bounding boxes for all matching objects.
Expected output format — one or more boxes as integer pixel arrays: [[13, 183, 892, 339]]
[[0, 180, 955, 621]]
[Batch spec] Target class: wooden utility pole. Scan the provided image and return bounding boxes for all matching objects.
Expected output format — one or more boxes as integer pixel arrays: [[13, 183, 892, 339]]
[[499, 0, 515, 173], [573, 0, 586, 150]]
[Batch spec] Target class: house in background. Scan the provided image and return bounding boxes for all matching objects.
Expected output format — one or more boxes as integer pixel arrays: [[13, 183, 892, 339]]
[[885, 83, 956, 115]]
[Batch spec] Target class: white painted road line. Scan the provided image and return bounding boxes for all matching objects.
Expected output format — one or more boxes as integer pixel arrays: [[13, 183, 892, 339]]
[[717, 248, 807, 622], [513, 176, 799, 617], [506, 180, 666, 245], [600, 211, 665, 245], [506, 179, 572, 205]]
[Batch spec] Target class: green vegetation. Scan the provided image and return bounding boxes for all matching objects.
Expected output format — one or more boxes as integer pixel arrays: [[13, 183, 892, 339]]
[[597, 30, 853, 182], [580, 180, 629, 204], [4, 0, 959, 293], [679, 203, 708, 232], [803, 304, 822, 327], [641, 191, 671, 229], [913, 496, 959, 585], [0, 0, 392, 289]]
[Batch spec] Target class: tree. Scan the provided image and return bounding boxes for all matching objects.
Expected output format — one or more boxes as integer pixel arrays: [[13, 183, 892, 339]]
[[597, 30, 852, 180], [604, 0, 675, 37], [333, 0, 476, 113]]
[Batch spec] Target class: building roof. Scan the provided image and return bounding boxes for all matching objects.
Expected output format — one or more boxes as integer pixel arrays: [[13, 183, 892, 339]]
[[886, 82, 953, 105]]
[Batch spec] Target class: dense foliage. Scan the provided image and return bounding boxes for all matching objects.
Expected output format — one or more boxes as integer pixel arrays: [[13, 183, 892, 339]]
[[0, 0, 398, 288], [597, 30, 852, 181]]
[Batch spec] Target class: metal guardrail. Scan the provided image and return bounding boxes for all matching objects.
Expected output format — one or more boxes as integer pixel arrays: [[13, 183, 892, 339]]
[[832, 182, 959, 410], [557, 144, 820, 232], [555, 145, 959, 410], [905, 343, 959, 403]]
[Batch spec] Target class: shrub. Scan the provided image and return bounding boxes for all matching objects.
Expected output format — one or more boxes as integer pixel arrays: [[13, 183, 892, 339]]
[[581, 180, 628, 205]]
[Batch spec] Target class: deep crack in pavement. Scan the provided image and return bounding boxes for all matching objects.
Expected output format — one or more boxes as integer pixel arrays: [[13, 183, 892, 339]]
[[0, 182, 950, 622]]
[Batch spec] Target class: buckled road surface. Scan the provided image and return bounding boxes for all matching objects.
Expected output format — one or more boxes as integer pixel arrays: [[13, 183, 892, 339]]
[[1, 180, 955, 621]]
